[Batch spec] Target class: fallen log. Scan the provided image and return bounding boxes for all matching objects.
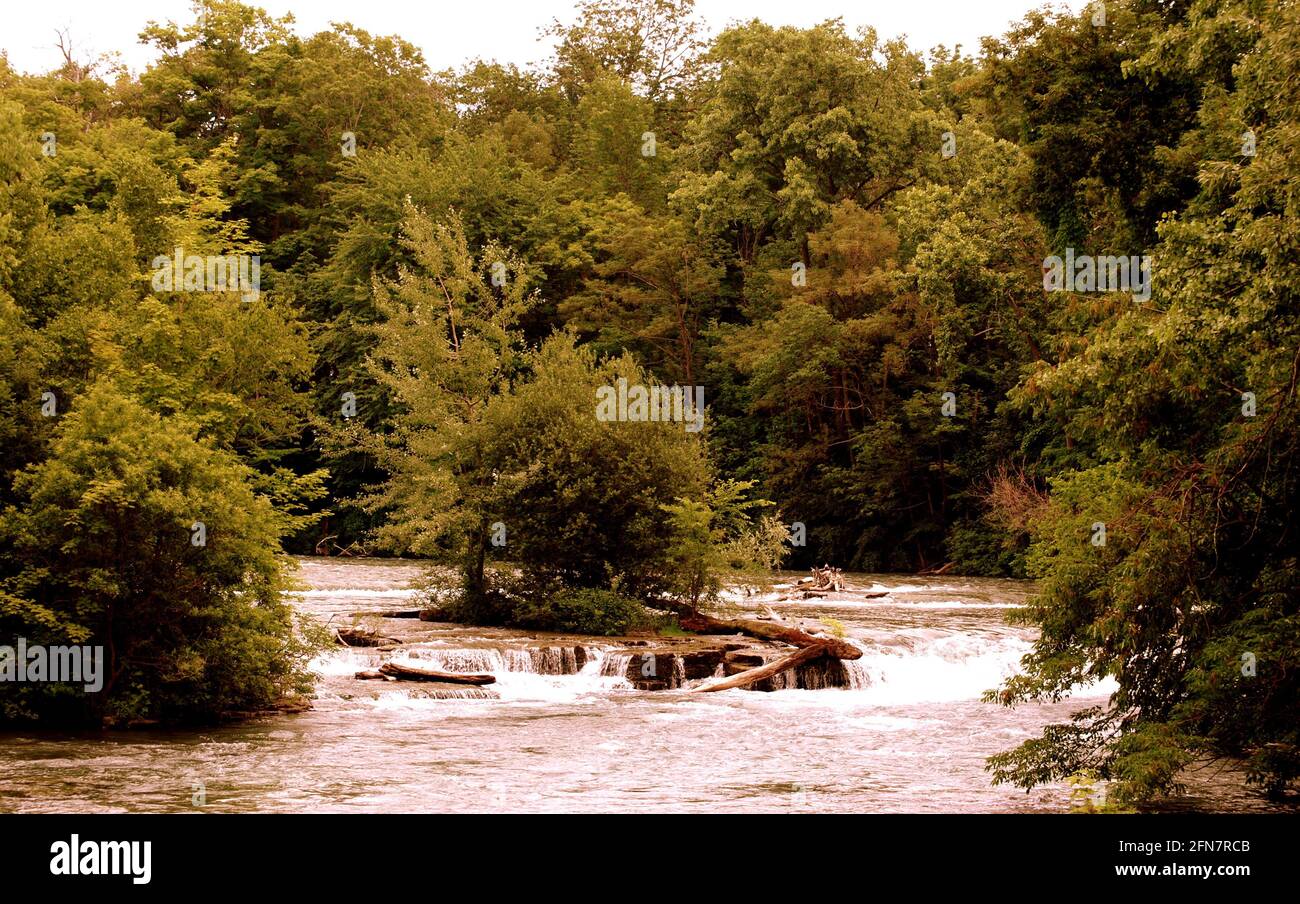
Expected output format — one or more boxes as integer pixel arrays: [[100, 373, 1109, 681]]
[[675, 609, 862, 660], [788, 589, 886, 601], [918, 561, 955, 576], [378, 662, 495, 685], [355, 669, 396, 681], [809, 565, 846, 592], [335, 627, 402, 647], [690, 644, 828, 693]]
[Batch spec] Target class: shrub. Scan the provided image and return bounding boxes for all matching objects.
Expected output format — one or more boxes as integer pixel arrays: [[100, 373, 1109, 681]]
[[0, 382, 323, 726], [512, 588, 646, 636]]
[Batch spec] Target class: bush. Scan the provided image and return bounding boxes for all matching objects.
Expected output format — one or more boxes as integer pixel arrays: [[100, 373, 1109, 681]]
[[0, 382, 323, 726], [512, 588, 647, 636]]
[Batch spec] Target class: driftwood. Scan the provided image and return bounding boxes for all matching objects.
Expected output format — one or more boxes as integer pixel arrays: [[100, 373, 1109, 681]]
[[335, 627, 401, 647], [354, 669, 396, 681], [675, 609, 861, 660], [315, 534, 370, 557], [690, 644, 828, 693], [809, 565, 845, 592], [798, 589, 887, 600], [378, 662, 495, 685], [918, 561, 955, 576]]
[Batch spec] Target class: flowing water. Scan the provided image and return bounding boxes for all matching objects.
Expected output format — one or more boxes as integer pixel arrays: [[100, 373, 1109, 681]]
[[0, 557, 1263, 813]]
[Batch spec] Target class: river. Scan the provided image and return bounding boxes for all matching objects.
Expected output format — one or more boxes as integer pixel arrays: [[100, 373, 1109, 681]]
[[0, 557, 1267, 813]]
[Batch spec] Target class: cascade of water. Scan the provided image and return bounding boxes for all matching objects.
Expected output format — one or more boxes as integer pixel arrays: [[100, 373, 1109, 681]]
[[397, 645, 599, 675], [599, 652, 633, 678], [667, 655, 686, 689]]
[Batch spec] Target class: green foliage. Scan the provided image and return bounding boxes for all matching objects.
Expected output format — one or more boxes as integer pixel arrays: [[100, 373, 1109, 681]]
[[0, 383, 323, 725], [477, 334, 712, 601], [986, 0, 1300, 803], [543, 0, 706, 104], [561, 196, 723, 384], [342, 202, 538, 601], [660, 479, 785, 607], [513, 588, 647, 636]]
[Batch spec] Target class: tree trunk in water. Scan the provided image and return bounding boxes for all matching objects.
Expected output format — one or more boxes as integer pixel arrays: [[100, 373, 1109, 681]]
[[690, 644, 828, 693], [464, 525, 487, 601], [674, 609, 861, 660], [335, 627, 401, 647], [378, 662, 495, 685]]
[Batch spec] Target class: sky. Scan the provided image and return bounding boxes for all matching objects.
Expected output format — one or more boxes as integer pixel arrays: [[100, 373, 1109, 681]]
[[1, 0, 1088, 77]]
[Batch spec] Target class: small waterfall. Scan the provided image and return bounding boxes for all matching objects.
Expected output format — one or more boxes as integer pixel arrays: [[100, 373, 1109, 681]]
[[670, 656, 686, 687], [844, 628, 1037, 703], [793, 657, 870, 690], [600, 652, 633, 678], [841, 660, 870, 690], [401, 645, 595, 675], [748, 651, 872, 691], [403, 648, 503, 672], [523, 646, 589, 675], [404, 686, 500, 701], [600, 650, 693, 689]]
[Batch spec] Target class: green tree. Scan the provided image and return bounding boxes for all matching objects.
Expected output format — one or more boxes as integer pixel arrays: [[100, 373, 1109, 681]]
[[988, 1, 1300, 802], [477, 333, 712, 604], [661, 479, 786, 607], [543, 0, 707, 104], [0, 382, 321, 725], [346, 204, 537, 604], [671, 19, 927, 276], [561, 197, 723, 384]]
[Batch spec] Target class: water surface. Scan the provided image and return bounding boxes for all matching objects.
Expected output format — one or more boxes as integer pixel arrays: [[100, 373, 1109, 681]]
[[0, 558, 1257, 813]]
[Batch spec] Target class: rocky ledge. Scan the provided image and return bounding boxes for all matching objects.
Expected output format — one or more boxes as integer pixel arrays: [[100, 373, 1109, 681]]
[[602, 643, 865, 691], [337, 607, 867, 693]]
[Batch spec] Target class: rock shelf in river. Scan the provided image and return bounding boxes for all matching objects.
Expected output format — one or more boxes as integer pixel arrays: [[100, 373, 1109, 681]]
[[341, 601, 870, 694]]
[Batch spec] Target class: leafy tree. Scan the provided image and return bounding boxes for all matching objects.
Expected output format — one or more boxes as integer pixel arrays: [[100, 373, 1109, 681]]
[[344, 203, 537, 603], [671, 19, 927, 275], [0, 293, 48, 503], [572, 75, 666, 207], [0, 382, 322, 725], [661, 479, 787, 607], [974, 1, 1221, 250], [988, 0, 1299, 802], [543, 0, 707, 104], [134, 0, 295, 149], [476, 333, 712, 604], [561, 197, 723, 384]]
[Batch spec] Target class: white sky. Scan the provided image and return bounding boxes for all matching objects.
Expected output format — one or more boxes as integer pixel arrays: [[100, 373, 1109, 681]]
[[1, 0, 1087, 76]]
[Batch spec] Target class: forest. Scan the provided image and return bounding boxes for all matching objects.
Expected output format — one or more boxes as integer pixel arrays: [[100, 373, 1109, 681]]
[[0, 0, 1296, 807]]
